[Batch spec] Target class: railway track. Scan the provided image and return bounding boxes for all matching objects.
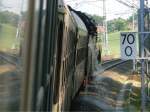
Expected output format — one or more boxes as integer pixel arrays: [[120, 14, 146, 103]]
[[0, 52, 19, 75], [0, 52, 19, 66], [71, 60, 141, 111], [94, 59, 127, 76], [0, 52, 21, 110]]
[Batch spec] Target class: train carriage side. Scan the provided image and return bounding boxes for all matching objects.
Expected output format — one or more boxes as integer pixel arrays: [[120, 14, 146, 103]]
[[53, 2, 78, 111], [70, 11, 88, 97], [70, 9, 98, 78]]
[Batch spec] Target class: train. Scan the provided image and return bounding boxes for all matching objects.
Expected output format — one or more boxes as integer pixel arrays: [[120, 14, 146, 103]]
[[0, 0, 101, 111], [21, 0, 100, 111]]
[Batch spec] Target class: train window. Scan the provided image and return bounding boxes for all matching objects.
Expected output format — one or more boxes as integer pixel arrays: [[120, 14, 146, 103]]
[[53, 21, 64, 103], [0, 0, 28, 111]]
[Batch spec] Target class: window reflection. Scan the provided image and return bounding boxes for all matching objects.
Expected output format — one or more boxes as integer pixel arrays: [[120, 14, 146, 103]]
[[0, 0, 28, 111]]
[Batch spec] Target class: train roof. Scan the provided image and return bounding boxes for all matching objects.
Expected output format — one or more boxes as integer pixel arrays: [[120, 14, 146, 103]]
[[68, 6, 97, 36]]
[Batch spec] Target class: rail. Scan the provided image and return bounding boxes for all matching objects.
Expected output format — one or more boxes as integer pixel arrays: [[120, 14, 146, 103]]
[[0, 52, 19, 66], [94, 59, 128, 76]]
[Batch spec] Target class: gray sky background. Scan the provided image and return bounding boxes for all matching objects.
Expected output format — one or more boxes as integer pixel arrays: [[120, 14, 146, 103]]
[[64, 0, 141, 20], [1, 0, 27, 14], [1, 0, 150, 20]]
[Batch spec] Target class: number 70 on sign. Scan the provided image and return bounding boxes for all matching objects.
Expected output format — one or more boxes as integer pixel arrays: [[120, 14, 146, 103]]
[[120, 32, 137, 59]]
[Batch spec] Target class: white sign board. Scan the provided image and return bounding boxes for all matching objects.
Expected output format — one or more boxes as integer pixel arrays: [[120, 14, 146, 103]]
[[120, 32, 137, 59]]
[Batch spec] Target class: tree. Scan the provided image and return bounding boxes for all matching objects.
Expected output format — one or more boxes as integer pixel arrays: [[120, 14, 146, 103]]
[[107, 18, 128, 32], [127, 13, 138, 23], [90, 15, 104, 25], [85, 13, 104, 25], [0, 1, 3, 11], [115, 18, 128, 31], [0, 11, 19, 26], [108, 20, 116, 33], [85, 13, 130, 33]]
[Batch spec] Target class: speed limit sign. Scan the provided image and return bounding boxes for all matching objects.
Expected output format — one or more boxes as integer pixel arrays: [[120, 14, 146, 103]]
[[120, 32, 137, 59]]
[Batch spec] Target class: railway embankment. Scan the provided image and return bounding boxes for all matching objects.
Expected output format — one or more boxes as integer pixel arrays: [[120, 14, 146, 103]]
[[71, 60, 143, 111]]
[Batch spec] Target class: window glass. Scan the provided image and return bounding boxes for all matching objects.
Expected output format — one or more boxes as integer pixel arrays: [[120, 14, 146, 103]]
[[0, 0, 28, 110]]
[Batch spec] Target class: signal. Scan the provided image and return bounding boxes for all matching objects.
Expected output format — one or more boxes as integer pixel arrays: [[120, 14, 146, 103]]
[[120, 32, 137, 59]]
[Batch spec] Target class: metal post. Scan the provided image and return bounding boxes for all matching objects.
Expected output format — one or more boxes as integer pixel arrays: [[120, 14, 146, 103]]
[[133, 59, 136, 72], [132, 0, 135, 31], [140, 0, 146, 111], [103, 0, 109, 55], [133, 12, 135, 31], [103, 0, 106, 55], [132, 0, 136, 73]]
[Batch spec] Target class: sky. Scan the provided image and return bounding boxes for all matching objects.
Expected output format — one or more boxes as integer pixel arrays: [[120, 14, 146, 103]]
[[1, 0, 28, 14], [64, 0, 144, 20], [1, 0, 150, 20]]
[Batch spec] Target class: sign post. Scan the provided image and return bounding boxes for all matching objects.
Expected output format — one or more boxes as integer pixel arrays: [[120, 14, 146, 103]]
[[120, 31, 150, 112], [120, 32, 137, 60], [140, 0, 146, 111]]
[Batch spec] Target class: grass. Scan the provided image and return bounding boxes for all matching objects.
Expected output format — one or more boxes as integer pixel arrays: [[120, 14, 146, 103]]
[[0, 24, 17, 51], [108, 32, 121, 58], [100, 31, 132, 59]]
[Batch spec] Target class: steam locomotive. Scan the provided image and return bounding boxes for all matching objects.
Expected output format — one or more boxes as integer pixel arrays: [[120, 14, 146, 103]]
[[52, 1, 98, 111], [21, 0, 99, 111]]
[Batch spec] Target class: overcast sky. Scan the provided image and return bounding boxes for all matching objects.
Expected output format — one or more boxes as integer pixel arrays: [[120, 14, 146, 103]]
[[1, 0, 150, 20], [1, 0, 27, 14], [64, 0, 141, 20]]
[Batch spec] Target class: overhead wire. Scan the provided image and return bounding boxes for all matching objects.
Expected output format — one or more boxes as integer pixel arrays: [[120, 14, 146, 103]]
[[115, 0, 138, 9], [72, 0, 101, 6], [66, 0, 100, 3], [124, 0, 138, 8], [107, 10, 132, 15], [66, 0, 136, 18], [83, 2, 103, 9], [71, 0, 103, 10]]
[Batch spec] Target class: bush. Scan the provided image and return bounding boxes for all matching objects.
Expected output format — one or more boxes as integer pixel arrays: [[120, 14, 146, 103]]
[[0, 11, 19, 27]]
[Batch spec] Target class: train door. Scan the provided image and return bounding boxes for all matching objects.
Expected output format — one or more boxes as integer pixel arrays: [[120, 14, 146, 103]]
[[21, 0, 58, 111], [53, 20, 64, 108], [52, 1, 66, 110]]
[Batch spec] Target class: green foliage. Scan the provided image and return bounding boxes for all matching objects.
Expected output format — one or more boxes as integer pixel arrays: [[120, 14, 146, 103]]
[[86, 13, 133, 33], [0, 1, 2, 10], [127, 13, 138, 23], [108, 18, 128, 33], [107, 21, 116, 33], [90, 15, 104, 25], [0, 24, 16, 50], [108, 31, 120, 57], [0, 11, 19, 27], [86, 13, 104, 25], [115, 18, 128, 31]]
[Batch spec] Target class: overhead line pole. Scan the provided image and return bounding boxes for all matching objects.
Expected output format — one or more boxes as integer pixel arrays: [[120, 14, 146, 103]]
[[115, 0, 136, 31], [103, 0, 109, 56], [132, 0, 135, 31], [139, 0, 145, 111]]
